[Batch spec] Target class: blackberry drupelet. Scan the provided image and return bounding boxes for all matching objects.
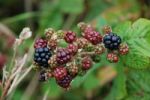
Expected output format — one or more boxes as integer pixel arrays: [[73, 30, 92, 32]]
[[103, 33, 121, 50], [56, 48, 72, 64], [34, 47, 52, 68], [56, 74, 72, 88]]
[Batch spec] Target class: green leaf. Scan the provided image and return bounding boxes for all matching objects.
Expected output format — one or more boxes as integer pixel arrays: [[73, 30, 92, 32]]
[[125, 69, 150, 100], [113, 21, 132, 40], [105, 64, 127, 100], [114, 18, 150, 69], [122, 50, 150, 69], [59, 0, 84, 14]]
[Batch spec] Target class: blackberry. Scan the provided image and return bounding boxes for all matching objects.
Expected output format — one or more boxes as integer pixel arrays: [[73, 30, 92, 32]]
[[82, 26, 102, 45], [64, 31, 76, 43], [76, 38, 89, 49], [119, 43, 129, 55], [34, 38, 47, 49], [67, 44, 78, 55], [103, 33, 121, 50], [56, 74, 72, 88], [82, 56, 93, 70], [67, 62, 78, 77], [107, 53, 119, 63], [56, 48, 72, 64], [45, 28, 55, 39], [34, 47, 52, 68], [53, 67, 67, 80], [47, 39, 57, 49], [103, 25, 112, 34], [94, 44, 105, 55]]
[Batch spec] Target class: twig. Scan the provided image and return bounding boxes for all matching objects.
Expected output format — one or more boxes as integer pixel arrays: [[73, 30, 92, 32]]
[[42, 89, 50, 100]]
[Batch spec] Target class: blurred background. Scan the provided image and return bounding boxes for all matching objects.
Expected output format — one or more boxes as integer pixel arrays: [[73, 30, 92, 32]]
[[0, 0, 150, 100]]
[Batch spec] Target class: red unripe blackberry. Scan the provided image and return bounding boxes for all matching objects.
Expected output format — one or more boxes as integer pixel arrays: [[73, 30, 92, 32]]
[[64, 31, 76, 43], [56, 74, 72, 88], [67, 44, 78, 55], [82, 26, 102, 45], [34, 38, 47, 49], [56, 48, 72, 64], [82, 56, 93, 70], [53, 67, 67, 80], [119, 43, 129, 55], [107, 53, 119, 63]]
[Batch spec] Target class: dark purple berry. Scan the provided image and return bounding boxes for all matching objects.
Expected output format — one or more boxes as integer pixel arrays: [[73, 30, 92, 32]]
[[56, 48, 72, 64], [56, 74, 72, 88]]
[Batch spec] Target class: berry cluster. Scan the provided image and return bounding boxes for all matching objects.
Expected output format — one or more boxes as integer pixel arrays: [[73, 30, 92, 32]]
[[33, 22, 129, 89]]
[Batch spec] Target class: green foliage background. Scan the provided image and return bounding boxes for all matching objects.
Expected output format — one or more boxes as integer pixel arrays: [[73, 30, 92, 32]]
[[0, 0, 150, 100]]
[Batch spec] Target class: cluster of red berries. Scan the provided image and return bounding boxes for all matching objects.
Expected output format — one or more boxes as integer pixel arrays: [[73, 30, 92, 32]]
[[33, 23, 129, 89]]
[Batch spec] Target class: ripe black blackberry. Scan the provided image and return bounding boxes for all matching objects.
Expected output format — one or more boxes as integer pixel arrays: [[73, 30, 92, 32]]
[[56, 48, 72, 64], [56, 74, 72, 88], [103, 33, 121, 50], [34, 47, 52, 68]]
